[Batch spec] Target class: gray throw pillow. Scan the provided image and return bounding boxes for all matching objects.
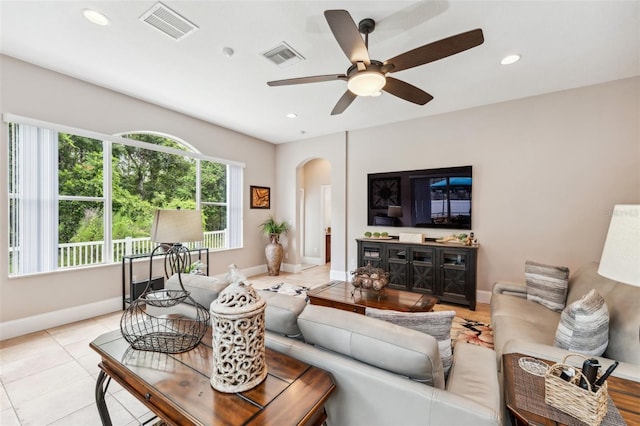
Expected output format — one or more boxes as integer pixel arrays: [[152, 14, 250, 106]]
[[554, 288, 609, 356], [365, 308, 455, 376], [525, 260, 570, 312]]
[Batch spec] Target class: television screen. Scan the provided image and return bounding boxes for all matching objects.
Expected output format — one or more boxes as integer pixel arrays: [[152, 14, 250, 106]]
[[367, 166, 472, 230]]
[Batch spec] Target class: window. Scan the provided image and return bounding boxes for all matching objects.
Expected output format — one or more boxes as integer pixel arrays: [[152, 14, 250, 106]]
[[7, 116, 244, 276]]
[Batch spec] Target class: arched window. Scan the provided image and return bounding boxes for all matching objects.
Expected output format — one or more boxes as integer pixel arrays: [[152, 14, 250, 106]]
[[8, 118, 243, 276]]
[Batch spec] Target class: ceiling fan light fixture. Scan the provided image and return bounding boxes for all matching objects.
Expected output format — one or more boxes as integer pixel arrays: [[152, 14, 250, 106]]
[[347, 72, 386, 96]]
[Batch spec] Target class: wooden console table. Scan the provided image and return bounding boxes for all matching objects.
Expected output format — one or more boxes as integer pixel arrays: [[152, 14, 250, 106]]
[[308, 281, 438, 314], [91, 329, 335, 425]]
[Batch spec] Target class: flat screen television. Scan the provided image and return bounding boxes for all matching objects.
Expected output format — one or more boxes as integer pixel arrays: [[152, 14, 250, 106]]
[[367, 165, 472, 229]]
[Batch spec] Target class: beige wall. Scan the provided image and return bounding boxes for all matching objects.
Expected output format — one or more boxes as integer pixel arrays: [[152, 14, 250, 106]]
[[349, 76, 640, 292], [276, 133, 347, 279], [279, 76, 640, 294], [0, 55, 276, 329], [1, 52, 638, 337]]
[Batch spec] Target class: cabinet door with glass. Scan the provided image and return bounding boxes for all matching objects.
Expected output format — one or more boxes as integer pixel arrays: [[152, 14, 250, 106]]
[[438, 248, 476, 309], [358, 241, 384, 269], [386, 245, 410, 290], [409, 246, 436, 295]]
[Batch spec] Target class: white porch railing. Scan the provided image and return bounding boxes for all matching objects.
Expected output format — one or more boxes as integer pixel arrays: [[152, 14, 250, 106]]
[[56, 230, 226, 268]]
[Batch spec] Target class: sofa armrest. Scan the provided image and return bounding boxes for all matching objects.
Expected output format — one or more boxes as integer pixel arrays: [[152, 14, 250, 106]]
[[492, 281, 527, 298], [503, 339, 640, 382], [446, 343, 501, 421]]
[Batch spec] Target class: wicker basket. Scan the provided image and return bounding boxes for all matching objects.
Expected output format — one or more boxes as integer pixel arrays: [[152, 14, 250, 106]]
[[544, 354, 608, 426]]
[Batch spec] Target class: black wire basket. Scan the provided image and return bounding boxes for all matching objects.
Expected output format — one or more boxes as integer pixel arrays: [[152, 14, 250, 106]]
[[120, 294, 210, 353], [120, 244, 210, 353]]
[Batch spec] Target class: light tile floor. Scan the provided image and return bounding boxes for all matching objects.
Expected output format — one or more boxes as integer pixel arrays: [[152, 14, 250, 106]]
[[0, 263, 490, 425]]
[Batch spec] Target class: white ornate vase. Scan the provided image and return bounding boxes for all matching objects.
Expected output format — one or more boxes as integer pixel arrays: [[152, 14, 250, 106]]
[[209, 281, 267, 393]]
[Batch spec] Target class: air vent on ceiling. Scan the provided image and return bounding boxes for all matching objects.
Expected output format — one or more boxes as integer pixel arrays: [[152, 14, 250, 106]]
[[262, 42, 305, 68], [140, 2, 198, 41]]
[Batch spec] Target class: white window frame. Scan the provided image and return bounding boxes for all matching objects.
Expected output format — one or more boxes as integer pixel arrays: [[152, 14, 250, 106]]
[[5, 113, 245, 276]]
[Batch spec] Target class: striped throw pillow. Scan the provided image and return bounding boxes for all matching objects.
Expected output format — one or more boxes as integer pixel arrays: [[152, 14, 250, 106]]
[[365, 308, 455, 376], [554, 288, 609, 356], [525, 261, 570, 312]]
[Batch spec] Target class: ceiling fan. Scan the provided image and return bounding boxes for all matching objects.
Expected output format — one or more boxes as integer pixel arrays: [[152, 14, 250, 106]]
[[267, 9, 484, 115]]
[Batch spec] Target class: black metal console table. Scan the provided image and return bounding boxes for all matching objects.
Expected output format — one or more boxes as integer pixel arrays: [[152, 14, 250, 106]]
[[121, 247, 210, 310]]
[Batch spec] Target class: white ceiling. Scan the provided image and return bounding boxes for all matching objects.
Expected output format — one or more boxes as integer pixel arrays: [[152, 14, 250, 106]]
[[1, 1, 639, 144]]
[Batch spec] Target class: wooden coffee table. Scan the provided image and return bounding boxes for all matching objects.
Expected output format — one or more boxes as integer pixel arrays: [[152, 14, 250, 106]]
[[91, 328, 335, 426], [503, 353, 640, 426], [308, 281, 438, 314]]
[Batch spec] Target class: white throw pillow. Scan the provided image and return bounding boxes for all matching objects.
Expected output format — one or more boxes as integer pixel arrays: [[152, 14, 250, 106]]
[[554, 288, 609, 356]]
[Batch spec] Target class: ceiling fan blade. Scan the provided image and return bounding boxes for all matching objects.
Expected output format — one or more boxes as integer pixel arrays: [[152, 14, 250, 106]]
[[331, 90, 358, 115], [324, 10, 370, 65], [267, 74, 347, 86], [383, 77, 433, 105], [383, 28, 484, 73]]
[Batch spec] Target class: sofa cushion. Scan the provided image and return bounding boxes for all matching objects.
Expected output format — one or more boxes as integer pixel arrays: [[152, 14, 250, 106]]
[[554, 288, 609, 356], [525, 260, 570, 312], [365, 308, 455, 376], [492, 309, 559, 359], [165, 273, 229, 307], [258, 290, 306, 337], [298, 304, 445, 389]]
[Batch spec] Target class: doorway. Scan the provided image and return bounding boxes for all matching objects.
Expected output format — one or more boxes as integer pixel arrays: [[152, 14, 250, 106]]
[[299, 158, 332, 267]]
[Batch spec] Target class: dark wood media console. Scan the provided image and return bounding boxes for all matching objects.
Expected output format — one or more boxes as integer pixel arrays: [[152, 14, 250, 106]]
[[356, 238, 478, 310]]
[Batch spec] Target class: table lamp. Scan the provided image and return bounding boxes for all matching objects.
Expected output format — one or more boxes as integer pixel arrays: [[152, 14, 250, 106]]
[[150, 208, 205, 278], [597, 204, 640, 287]]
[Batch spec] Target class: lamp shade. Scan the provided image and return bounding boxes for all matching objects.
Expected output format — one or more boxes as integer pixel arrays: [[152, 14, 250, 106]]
[[150, 209, 204, 243], [597, 204, 640, 287]]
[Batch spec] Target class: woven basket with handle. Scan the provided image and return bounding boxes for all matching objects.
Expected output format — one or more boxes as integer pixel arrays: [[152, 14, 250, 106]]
[[544, 353, 608, 426]]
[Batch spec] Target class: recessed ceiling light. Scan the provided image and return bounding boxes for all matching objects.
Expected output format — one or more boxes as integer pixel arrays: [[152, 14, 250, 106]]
[[83, 9, 110, 26], [286, 113, 297, 119], [501, 54, 521, 65]]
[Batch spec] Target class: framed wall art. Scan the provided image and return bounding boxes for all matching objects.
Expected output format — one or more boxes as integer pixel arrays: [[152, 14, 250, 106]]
[[250, 186, 270, 209]]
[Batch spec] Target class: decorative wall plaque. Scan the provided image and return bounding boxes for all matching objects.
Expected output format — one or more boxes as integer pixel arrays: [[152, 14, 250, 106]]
[[250, 185, 270, 209]]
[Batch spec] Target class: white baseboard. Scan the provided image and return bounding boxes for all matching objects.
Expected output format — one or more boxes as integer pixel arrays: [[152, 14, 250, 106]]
[[302, 256, 323, 266], [240, 264, 268, 277], [0, 297, 121, 341], [0, 272, 493, 342], [330, 269, 349, 282], [477, 289, 491, 305]]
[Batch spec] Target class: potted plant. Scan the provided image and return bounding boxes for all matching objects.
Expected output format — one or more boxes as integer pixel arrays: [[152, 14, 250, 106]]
[[260, 216, 289, 276]]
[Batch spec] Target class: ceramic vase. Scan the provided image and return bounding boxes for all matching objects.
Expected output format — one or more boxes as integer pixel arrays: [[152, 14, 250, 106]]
[[265, 234, 283, 276]]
